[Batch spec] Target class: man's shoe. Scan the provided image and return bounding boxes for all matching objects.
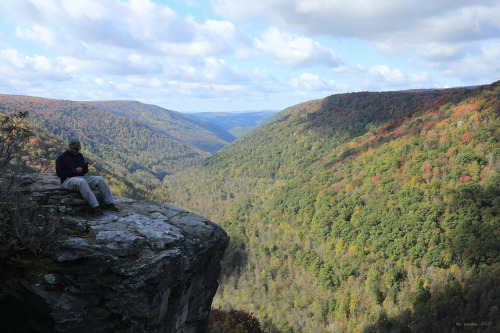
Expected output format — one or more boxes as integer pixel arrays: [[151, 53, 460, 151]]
[[92, 206, 104, 216], [103, 203, 119, 211]]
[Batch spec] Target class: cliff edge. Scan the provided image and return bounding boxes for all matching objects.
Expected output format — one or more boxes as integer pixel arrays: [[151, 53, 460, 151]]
[[0, 173, 229, 333]]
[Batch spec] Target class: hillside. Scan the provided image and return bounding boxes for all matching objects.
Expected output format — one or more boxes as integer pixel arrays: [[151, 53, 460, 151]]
[[167, 82, 500, 332], [189, 110, 278, 137], [0, 94, 210, 194], [84, 100, 235, 153]]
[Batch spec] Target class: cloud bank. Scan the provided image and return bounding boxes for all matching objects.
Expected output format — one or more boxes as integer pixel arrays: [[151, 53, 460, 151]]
[[0, 0, 498, 111]]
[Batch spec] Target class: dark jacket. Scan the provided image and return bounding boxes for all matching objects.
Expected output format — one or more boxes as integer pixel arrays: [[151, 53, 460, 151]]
[[55, 150, 89, 183]]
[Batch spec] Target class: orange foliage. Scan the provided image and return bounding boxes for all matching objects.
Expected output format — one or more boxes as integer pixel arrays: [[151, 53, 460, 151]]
[[459, 176, 473, 183], [471, 112, 481, 122], [461, 132, 475, 143], [421, 161, 432, 182], [452, 97, 481, 119]]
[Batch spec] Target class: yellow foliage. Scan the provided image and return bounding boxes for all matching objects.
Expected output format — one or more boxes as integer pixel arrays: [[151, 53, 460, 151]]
[[335, 239, 345, 256]]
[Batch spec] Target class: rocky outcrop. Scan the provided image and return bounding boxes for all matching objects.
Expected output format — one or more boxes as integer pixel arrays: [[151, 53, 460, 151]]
[[0, 173, 229, 333]]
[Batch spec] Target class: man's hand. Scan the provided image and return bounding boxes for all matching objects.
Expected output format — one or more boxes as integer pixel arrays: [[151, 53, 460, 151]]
[[76, 167, 83, 174]]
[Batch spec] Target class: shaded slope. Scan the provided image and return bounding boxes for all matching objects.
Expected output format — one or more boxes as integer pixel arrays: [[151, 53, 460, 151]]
[[84, 100, 235, 153]]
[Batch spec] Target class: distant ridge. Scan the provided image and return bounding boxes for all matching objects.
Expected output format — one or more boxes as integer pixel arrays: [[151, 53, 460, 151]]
[[399, 85, 478, 93], [84, 100, 235, 153], [189, 110, 278, 137]]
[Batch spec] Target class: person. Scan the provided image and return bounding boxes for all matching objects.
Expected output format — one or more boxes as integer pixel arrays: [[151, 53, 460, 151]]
[[56, 138, 118, 216]]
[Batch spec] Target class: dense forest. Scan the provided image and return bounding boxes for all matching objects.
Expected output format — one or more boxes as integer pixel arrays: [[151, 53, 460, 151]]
[[84, 100, 235, 153], [167, 82, 500, 332]]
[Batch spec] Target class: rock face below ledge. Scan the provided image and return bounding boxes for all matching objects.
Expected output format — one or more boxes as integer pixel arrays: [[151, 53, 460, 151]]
[[0, 173, 229, 333]]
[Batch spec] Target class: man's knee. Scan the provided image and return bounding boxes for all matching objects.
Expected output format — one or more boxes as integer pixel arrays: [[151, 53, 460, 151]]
[[93, 176, 105, 183], [63, 177, 83, 190], [89, 176, 110, 191], [76, 178, 91, 191]]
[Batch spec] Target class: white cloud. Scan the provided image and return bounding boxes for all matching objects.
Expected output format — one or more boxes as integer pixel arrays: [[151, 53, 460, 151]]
[[252, 27, 342, 67], [152, 19, 249, 57], [0, 0, 498, 111], [60, 0, 108, 20], [214, 0, 500, 41], [213, 0, 270, 21], [436, 42, 500, 82], [213, 0, 500, 61], [16, 24, 56, 47], [58, 51, 162, 76], [3, 0, 245, 57], [291, 73, 338, 92], [0, 48, 73, 98], [372, 40, 469, 61], [371, 65, 406, 81], [330, 62, 434, 91], [0, 48, 70, 81]]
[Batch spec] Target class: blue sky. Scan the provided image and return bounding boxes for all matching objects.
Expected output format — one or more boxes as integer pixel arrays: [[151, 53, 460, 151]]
[[0, 0, 499, 112]]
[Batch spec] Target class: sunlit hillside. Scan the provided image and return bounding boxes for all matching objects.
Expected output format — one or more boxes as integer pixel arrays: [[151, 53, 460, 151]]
[[167, 82, 500, 332]]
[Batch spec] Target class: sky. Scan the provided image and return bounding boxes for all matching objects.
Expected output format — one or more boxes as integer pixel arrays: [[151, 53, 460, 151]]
[[0, 0, 499, 113]]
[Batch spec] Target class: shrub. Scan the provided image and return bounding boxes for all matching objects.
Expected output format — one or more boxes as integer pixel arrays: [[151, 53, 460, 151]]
[[0, 111, 32, 171], [209, 309, 264, 333], [0, 193, 61, 296], [0, 110, 61, 296]]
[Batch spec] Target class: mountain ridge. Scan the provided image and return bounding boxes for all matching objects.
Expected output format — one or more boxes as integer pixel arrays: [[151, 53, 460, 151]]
[[189, 110, 278, 137], [83, 100, 235, 153]]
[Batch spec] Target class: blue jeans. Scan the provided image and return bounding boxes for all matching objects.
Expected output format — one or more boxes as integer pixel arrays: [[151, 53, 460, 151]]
[[62, 176, 114, 208]]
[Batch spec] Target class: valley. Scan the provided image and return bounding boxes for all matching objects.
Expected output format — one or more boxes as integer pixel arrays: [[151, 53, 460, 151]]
[[0, 82, 498, 332], [189, 110, 279, 137]]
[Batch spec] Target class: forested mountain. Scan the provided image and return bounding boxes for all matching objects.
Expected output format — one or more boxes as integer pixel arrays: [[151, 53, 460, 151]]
[[167, 82, 500, 332], [189, 110, 278, 137], [84, 100, 235, 153], [0, 94, 210, 195]]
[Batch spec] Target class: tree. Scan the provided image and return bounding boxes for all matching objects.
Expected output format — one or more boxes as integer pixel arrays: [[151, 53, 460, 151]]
[[209, 309, 264, 333], [0, 111, 32, 172], [0, 111, 60, 297]]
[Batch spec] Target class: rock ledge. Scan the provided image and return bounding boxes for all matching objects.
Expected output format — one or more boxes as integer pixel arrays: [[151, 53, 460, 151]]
[[0, 173, 229, 333]]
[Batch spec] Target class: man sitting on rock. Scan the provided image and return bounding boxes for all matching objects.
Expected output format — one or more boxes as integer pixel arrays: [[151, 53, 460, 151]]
[[56, 138, 118, 216]]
